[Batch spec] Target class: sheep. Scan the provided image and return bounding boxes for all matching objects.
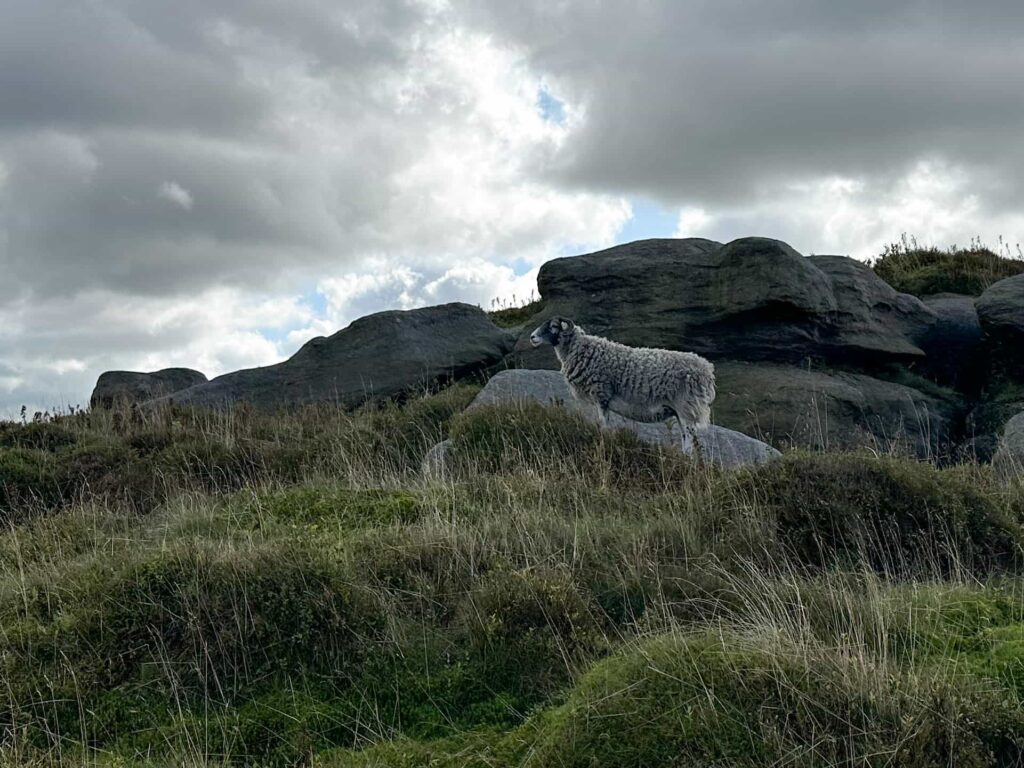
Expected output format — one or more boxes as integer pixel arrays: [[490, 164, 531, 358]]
[[529, 316, 716, 454]]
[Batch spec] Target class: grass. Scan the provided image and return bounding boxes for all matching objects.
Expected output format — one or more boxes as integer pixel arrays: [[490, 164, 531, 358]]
[[4, 393, 1024, 765], [872, 234, 1024, 297], [487, 298, 544, 329]]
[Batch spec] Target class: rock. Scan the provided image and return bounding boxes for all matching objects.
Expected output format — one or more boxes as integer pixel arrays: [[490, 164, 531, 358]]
[[159, 304, 516, 410], [977, 273, 1024, 337], [90, 368, 207, 410], [977, 273, 1024, 379], [422, 440, 452, 481], [807, 255, 935, 363], [513, 237, 935, 370], [918, 294, 983, 390], [993, 412, 1024, 481], [712, 361, 958, 458], [962, 397, 1024, 462], [448, 368, 780, 469]]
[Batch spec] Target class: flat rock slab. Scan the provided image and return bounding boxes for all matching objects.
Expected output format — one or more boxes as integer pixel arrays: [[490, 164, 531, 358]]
[[461, 368, 780, 469]]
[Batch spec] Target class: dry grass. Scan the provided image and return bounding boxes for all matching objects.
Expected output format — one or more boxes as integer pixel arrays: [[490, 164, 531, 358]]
[[3, 394, 1024, 766]]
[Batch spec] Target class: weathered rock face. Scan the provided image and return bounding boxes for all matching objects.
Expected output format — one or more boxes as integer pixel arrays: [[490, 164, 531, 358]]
[[977, 273, 1024, 379], [444, 368, 780, 469], [919, 295, 984, 390], [160, 304, 516, 410], [712, 361, 958, 458], [515, 237, 935, 370], [806, 255, 936, 362], [90, 368, 207, 410], [993, 412, 1024, 481]]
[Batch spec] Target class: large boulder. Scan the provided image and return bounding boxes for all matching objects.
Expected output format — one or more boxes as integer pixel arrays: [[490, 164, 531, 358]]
[[977, 273, 1024, 380], [963, 396, 1024, 462], [90, 368, 207, 410], [993, 411, 1024, 481], [430, 368, 780, 470], [918, 294, 984, 390], [807, 255, 936, 362], [712, 361, 958, 458], [159, 304, 516, 410], [514, 237, 935, 370]]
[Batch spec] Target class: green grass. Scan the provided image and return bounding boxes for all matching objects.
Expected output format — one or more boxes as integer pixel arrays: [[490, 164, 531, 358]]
[[872, 235, 1024, 297], [4, 394, 1024, 765], [487, 299, 544, 329]]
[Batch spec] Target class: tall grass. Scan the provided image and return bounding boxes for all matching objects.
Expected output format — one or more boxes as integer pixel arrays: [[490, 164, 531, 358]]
[[3, 393, 1024, 765], [872, 233, 1024, 297]]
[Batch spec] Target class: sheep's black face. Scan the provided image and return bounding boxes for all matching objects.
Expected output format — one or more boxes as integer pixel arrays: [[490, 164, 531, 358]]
[[530, 317, 575, 347]]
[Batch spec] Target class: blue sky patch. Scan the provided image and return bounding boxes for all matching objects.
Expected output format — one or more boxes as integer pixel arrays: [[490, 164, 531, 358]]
[[537, 87, 567, 124]]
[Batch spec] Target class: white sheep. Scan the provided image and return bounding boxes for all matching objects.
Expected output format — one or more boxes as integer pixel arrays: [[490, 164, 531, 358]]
[[530, 317, 716, 453]]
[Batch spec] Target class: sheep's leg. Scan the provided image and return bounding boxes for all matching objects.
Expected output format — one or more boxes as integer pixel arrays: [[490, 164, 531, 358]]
[[596, 399, 610, 428], [678, 415, 705, 465]]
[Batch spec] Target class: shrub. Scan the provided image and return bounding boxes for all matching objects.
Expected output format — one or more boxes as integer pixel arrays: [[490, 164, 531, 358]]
[[0, 422, 78, 452], [358, 383, 480, 471], [242, 486, 422, 530], [872, 236, 1024, 297], [0, 448, 63, 519], [458, 567, 607, 695], [738, 452, 1024, 573], [525, 631, 1024, 768], [488, 298, 544, 329], [6, 543, 380, 704], [447, 402, 696, 487]]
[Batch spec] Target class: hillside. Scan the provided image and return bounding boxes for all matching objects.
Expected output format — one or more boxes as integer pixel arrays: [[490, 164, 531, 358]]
[[3, 237, 1024, 766], [0, 389, 1023, 766]]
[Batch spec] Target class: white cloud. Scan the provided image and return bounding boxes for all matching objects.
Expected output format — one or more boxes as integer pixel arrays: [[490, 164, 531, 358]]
[[157, 180, 194, 209], [671, 158, 1024, 259]]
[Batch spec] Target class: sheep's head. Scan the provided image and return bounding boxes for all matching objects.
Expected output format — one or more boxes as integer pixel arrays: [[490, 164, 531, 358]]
[[530, 317, 575, 347]]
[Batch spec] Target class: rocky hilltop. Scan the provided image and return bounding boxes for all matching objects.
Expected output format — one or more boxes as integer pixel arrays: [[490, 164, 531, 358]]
[[91, 237, 1024, 463]]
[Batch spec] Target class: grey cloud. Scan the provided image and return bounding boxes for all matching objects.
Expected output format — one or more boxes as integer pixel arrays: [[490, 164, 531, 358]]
[[457, 1, 1024, 206]]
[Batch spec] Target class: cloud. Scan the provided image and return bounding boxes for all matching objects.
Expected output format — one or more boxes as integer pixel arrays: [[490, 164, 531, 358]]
[[671, 158, 1024, 259], [457, 1, 1024, 210], [2, 0, 1023, 412], [0, 0, 627, 412], [158, 181, 194, 210]]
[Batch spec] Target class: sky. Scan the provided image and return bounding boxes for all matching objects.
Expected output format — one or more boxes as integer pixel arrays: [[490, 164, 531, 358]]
[[2, 0, 1024, 415]]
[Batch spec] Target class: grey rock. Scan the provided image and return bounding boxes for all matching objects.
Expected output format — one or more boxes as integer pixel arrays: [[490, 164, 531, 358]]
[[807, 255, 935, 362], [977, 273, 1024, 378], [461, 368, 780, 468], [158, 303, 516, 410], [919, 294, 983, 389], [963, 398, 1024, 463], [977, 273, 1024, 337], [512, 237, 935, 370], [422, 439, 452, 481], [712, 361, 957, 458], [90, 368, 207, 410], [993, 412, 1024, 481]]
